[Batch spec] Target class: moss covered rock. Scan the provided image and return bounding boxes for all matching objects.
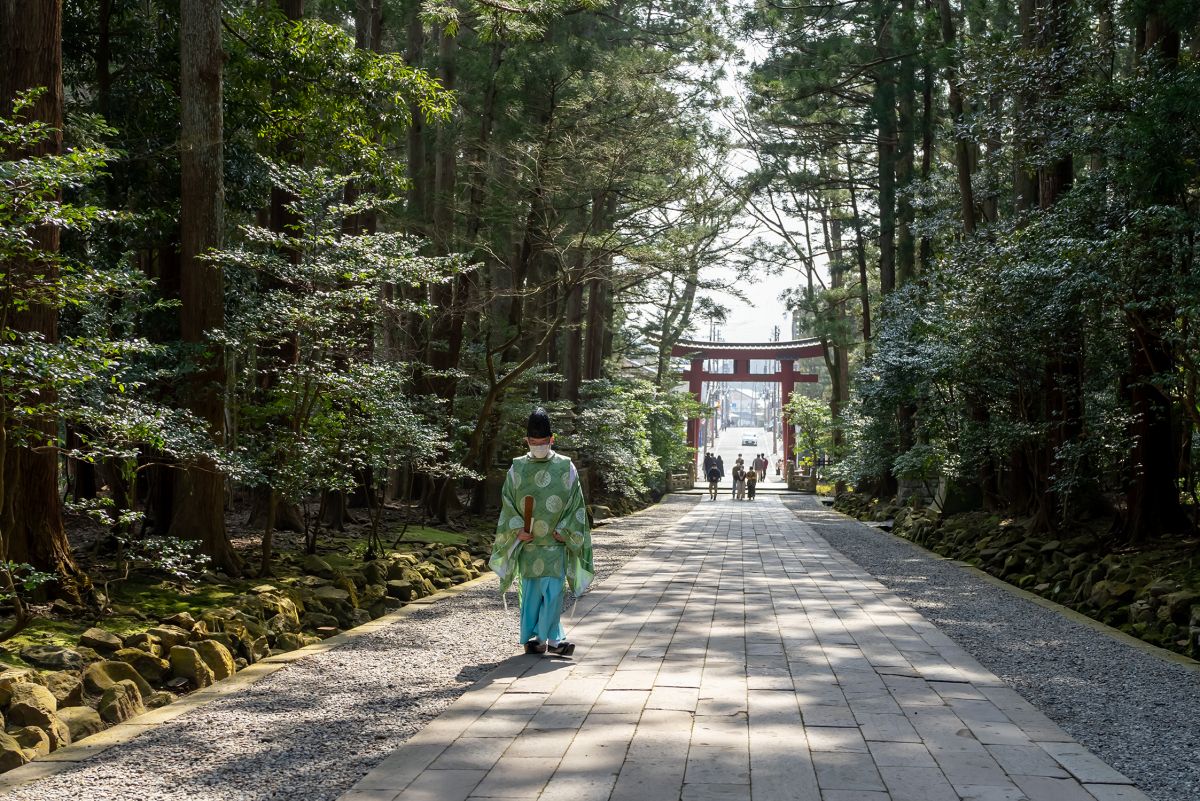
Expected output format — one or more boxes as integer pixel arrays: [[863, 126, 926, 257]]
[[13, 725, 51, 757], [194, 640, 236, 681], [56, 705, 106, 741], [122, 632, 163, 656], [0, 731, 31, 771], [168, 646, 215, 689], [98, 679, 144, 724], [44, 671, 84, 708], [7, 683, 69, 751], [20, 645, 86, 671], [113, 647, 171, 685], [79, 627, 124, 653], [83, 660, 154, 700], [147, 624, 192, 651]]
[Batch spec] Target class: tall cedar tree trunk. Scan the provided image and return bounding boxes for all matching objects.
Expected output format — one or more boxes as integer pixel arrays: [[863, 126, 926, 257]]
[[874, 0, 898, 295], [1122, 12, 1187, 540], [250, 0, 306, 540], [0, 0, 91, 603], [425, 28, 463, 403], [823, 211, 851, 495], [583, 194, 617, 381], [892, 0, 921, 479], [895, 0, 917, 286], [322, 0, 383, 529], [937, 0, 977, 234], [171, 0, 240, 575]]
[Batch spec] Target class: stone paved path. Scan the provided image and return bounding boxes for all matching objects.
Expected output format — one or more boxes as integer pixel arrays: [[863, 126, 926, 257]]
[[341, 495, 1151, 801]]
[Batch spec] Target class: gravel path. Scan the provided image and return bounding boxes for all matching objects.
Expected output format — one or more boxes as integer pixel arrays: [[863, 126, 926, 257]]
[[784, 494, 1200, 801], [4, 495, 698, 801]]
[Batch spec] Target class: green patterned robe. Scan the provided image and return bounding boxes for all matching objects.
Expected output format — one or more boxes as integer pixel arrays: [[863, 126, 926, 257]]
[[491, 451, 594, 596]]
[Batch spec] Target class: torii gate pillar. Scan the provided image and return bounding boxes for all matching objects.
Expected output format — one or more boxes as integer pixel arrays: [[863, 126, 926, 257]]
[[686, 356, 703, 453], [780, 358, 796, 461]]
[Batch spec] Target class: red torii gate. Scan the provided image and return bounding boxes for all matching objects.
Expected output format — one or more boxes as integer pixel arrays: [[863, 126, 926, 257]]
[[672, 338, 823, 464]]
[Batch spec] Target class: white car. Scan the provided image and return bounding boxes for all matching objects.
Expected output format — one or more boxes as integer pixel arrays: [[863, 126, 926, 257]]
[[742, 435, 757, 446]]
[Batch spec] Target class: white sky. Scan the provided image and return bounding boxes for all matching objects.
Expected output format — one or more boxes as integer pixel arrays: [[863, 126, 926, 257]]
[[695, 40, 807, 344]]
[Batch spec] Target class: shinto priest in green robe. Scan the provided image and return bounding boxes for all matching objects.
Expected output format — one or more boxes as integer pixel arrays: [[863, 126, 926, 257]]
[[491, 408, 593, 654]]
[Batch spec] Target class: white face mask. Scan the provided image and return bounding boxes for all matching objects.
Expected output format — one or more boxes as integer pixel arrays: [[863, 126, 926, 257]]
[[529, 443, 552, 459]]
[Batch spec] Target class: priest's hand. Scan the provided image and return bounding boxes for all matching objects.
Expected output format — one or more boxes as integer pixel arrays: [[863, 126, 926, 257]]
[[518, 530, 534, 542], [552, 531, 565, 542]]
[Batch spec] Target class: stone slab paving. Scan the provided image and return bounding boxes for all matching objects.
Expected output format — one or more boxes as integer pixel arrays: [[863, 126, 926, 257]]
[[339, 495, 1152, 801]]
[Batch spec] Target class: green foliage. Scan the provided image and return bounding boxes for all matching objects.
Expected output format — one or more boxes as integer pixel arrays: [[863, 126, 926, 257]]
[[217, 163, 472, 532], [784, 394, 832, 466], [564, 378, 693, 502]]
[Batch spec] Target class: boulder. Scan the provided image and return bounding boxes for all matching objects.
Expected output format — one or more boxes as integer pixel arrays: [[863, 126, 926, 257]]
[[313, 585, 350, 604], [194, 640, 236, 681], [20, 645, 85, 671], [197, 632, 238, 654], [360, 583, 386, 607], [0, 667, 43, 705], [7, 682, 58, 719], [145, 690, 174, 709], [260, 595, 301, 633], [247, 636, 270, 663], [0, 731, 31, 771], [362, 561, 388, 585], [147, 625, 192, 651], [1088, 580, 1135, 611], [44, 671, 84, 707], [73, 646, 106, 665], [391, 577, 420, 597], [160, 611, 197, 631], [13, 725, 51, 757], [7, 683, 69, 751], [273, 633, 320, 651], [98, 679, 144, 724], [56, 705, 106, 741], [1159, 591, 1200, 625], [349, 608, 372, 627], [112, 647, 171, 684], [79, 627, 124, 653], [168, 645, 215, 689], [82, 660, 154, 700], [303, 612, 339, 630], [302, 555, 336, 578], [1144, 578, 1182, 599], [123, 632, 163, 656]]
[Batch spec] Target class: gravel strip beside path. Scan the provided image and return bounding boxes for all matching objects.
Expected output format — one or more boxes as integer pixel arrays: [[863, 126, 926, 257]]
[[784, 494, 1200, 801], [4, 495, 697, 801]]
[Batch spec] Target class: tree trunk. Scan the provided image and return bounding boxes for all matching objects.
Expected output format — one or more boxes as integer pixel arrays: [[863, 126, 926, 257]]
[[937, 0, 977, 234], [895, 0, 918, 286], [1122, 9, 1186, 541], [874, 0, 898, 294], [0, 0, 91, 604], [170, 0, 240, 576]]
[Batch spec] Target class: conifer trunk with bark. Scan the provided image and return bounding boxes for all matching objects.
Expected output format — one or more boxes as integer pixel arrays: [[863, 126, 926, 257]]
[[0, 0, 91, 603], [171, 0, 240, 575]]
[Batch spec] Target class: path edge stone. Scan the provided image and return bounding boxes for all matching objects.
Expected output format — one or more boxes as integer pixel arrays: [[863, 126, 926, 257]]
[[802, 500, 1200, 675], [0, 571, 500, 794]]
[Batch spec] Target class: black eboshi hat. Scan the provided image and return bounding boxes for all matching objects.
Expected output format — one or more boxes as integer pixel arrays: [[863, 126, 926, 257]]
[[526, 407, 552, 438]]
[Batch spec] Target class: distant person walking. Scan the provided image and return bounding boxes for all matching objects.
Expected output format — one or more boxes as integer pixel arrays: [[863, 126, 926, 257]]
[[706, 462, 721, 500], [732, 464, 746, 500], [746, 468, 757, 500], [716, 455, 725, 483]]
